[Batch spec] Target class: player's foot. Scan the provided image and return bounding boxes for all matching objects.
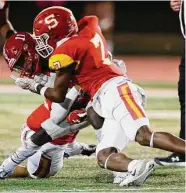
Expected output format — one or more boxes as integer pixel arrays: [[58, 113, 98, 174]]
[[119, 160, 156, 186], [154, 153, 185, 166], [0, 165, 12, 179], [112, 171, 130, 184], [81, 144, 96, 156]]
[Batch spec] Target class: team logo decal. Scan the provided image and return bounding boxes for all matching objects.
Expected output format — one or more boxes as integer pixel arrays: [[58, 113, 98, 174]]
[[53, 61, 61, 69]]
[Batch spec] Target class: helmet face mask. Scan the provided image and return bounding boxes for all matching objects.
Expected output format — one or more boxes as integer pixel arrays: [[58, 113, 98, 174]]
[[34, 33, 54, 58]]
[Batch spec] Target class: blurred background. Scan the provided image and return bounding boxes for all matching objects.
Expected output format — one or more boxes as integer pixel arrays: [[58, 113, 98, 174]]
[[0, 1, 183, 83]]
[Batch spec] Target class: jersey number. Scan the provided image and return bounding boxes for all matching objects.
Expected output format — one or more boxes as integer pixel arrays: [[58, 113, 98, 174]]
[[90, 33, 111, 65], [45, 14, 59, 30]]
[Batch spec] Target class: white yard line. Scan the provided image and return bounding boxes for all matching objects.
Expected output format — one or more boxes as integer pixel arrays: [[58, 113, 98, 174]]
[[6, 108, 179, 120], [0, 85, 178, 98], [2, 187, 184, 193]]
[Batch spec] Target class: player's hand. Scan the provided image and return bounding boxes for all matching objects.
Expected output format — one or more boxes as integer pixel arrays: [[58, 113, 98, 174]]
[[134, 84, 147, 107], [34, 74, 49, 86], [67, 109, 87, 124], [113, 59, 127, 74], [11, 75, 38, 92], [170, 0, 181, 12]]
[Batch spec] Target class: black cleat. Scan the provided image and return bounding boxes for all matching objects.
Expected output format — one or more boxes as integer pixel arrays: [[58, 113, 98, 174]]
[[155, 153, 185, 166], [81, 144, 96, 156]]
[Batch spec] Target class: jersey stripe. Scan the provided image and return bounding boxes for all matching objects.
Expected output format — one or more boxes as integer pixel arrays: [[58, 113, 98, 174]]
[[49, 54, 74, 70], [117, 83, 146, 120]]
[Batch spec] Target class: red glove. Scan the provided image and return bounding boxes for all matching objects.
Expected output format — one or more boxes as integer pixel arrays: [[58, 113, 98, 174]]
[[66, 109, 87, 124]]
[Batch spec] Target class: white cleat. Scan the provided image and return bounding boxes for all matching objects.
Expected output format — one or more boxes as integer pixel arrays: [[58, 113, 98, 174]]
[[119, 160, 156, 187], [113, 171, 130, 184]]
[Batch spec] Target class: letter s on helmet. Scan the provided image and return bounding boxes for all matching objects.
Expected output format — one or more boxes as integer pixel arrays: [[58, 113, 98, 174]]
[[3, 32, 41, 78], [33, 6, 78, 58]]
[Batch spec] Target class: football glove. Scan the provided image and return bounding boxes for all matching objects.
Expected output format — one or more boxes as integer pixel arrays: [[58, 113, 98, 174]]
[[113, 59, 127, 75], [33, 74, 49, 86], [11, 75, 38, 93], [67, 109, 87, 124]]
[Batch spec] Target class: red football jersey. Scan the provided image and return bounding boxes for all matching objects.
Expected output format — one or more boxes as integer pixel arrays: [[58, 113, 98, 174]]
[[27, 99, 78, 145], [49, 16, 123, 98]]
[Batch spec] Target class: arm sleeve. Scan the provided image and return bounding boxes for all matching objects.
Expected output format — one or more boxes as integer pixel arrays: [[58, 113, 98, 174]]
[[41, 119, 89, 140], [50, 86, 80, 124]]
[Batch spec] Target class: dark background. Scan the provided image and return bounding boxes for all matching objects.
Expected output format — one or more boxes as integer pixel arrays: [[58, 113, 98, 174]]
[[9, 1, 180, 34], [0, 1, 182, 55]]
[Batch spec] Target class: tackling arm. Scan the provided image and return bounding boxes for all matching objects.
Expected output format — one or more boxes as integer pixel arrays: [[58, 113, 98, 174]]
[[50, 86, 80, 124], [40, 64, 75, 103]]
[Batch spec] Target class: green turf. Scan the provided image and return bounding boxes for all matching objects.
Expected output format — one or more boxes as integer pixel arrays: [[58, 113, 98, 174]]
[[0, 160, 185, 192], [145, 97, 179, 110], [0, 93, 185, 192], [0, 93, 179, 110]]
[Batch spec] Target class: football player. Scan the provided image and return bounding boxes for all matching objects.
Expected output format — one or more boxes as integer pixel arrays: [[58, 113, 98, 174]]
[[2, 31, 130, 183], [0, 32, 96, 179], [1, 97, 94, 179], [5, 7, 186, 186]]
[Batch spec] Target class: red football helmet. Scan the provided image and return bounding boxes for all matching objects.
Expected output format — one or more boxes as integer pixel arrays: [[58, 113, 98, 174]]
[[3, 32, 41, 78], [33, 6, 78, 58]]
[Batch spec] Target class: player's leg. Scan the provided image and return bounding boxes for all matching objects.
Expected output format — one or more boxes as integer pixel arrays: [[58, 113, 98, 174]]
[[27, 143, 66, 178], [9, 165, 29, 178], [96, 119, 132, 171], [0, 124, 39, 179], [113, 81, 185, 154], [87, 106, 104, 130], [155, 54, 185, 166], [86, 108, 128, 184], [135, 125, 185, 154], [96, 119, 155, 186]]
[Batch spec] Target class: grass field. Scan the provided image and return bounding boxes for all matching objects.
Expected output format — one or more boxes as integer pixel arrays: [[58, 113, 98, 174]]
[[0, 87, 185, 192]]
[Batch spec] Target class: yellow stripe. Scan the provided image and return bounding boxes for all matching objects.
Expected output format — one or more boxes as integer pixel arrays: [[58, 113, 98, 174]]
[[121, 85, 144, 118], [49, 54, 74, 70]]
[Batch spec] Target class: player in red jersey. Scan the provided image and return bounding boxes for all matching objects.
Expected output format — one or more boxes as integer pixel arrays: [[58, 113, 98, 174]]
[[5, 7, 186, 186], [0, 32, 96, 179], [0, 92, 95, 179], [0, 92, 96, 179]]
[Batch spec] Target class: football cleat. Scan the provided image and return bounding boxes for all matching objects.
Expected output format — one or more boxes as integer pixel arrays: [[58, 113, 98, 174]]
[[119, 160, 156, 186], [112, 171, 130, 184], [154, 153, 185, 167], [81, 144, 96, 156]]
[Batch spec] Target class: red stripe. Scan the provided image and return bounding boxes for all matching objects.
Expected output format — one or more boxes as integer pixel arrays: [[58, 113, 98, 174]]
[[117, 83, 139, 120], [117, 83, 146, 120], [125, 86, 146, 118]]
